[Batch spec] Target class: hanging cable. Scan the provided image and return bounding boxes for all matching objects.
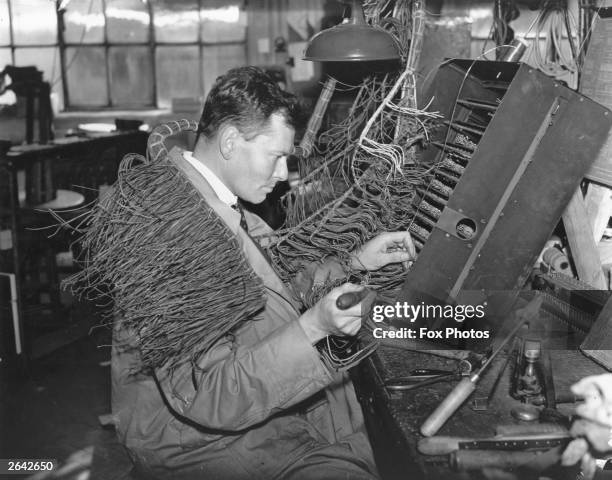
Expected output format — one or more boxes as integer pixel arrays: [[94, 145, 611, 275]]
[[530, 0, 579, 78]]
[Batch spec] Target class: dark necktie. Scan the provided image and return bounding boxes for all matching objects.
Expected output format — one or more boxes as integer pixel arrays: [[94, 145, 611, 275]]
[[232, 200, 271, 261], [232, 200, 249, 232]]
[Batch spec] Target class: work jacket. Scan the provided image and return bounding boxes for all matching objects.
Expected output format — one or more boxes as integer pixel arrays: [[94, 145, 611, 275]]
[[110, 148, 378, 479]]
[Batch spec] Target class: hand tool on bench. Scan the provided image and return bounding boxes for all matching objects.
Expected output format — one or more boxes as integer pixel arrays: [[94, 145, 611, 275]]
[[385, 368, 465, 391], [420, 295, 543, 437], [450, 446, 565, 472], [385, 350, 490, 392], [419, 424, 570, 472], [471, 338, 516, 411], [336, 287, 376, 309], [418, 423, 570, 455], [378, 334, 486, 362]]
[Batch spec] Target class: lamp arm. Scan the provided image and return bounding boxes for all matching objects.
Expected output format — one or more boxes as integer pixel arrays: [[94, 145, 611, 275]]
[[349, 0, 367, 25]]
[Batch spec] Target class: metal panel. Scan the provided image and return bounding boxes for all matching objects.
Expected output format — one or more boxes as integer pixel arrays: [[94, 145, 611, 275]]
[[399, 60, 612, 319]]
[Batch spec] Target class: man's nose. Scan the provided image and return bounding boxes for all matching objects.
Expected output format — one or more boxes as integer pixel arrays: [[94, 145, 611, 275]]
[[273, 156, 289, 181]]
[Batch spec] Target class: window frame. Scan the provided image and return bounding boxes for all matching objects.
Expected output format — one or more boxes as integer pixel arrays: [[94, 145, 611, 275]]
[[0, 0, 247, 111]]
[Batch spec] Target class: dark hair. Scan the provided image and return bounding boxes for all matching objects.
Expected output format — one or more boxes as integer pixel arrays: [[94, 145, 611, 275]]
[[198, 66, 301, 140]]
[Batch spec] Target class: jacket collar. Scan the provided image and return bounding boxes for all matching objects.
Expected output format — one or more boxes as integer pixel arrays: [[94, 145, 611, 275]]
[[167, 147, 298, 309], [182, 150, 237, 207]]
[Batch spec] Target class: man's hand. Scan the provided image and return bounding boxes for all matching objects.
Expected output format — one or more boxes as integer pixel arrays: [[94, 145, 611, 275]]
[[298, 283, 366, 344], [350, 231, 416, 271]]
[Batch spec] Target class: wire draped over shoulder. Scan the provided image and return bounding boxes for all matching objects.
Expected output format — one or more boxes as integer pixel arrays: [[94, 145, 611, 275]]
[[63, 152, 266, 375]]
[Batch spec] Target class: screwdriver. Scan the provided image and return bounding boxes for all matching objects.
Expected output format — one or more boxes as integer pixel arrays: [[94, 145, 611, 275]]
[[420, 296, 542, 437]]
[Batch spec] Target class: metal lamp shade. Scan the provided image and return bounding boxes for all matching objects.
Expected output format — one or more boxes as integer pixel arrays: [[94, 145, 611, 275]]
[[303, 0, 400, 62], [303, 24, 400, 62]]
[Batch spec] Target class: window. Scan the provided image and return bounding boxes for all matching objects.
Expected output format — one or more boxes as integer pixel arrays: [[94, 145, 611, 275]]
[[0, 0, 247, 110]]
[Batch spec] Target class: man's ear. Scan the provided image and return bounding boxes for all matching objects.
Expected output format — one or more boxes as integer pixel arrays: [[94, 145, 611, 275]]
[[218, 124, 240, 160]]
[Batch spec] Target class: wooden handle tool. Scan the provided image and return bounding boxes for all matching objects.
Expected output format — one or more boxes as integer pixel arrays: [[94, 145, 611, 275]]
[[420, 295, 542, 437], [336, 288, 373, 310]]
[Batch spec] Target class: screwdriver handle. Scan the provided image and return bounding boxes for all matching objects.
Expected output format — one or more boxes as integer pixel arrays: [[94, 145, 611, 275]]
[[420, 376, 477, 437], [336, 288, 371, 310], [419, 296, 542, 438]]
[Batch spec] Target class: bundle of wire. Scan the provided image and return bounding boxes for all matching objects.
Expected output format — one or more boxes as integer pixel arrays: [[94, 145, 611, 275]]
[[63, 121, 267, 375], [529, 0, 578, 77], [264, 0, 442, 307]]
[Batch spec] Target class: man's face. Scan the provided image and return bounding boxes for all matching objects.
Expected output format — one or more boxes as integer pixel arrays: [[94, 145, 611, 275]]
[[227, 113, 295, 204]]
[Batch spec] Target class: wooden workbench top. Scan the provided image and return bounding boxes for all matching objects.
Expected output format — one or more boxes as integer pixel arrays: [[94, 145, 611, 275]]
[[353, 317, 607, 479]]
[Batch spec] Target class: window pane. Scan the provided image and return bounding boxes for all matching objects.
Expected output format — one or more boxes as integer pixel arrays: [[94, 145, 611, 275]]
[[105, 0, 149, 43], [14, 46, 64, 112], [469, 6, 493, 40], [109, 46, 153, 107], [0, 0, 10, 45], [200, 1, 246, 43], [154, 0, 198, 43], [12, 0, 57, 45], [156, 46, 200, 109], [470, 39, 488, 59], [0, 46, 11, 68], [64, 0, 105, 44], [14, 47, 60, 84], [201, 44, 245, 97], [65, 46, 108, 107]]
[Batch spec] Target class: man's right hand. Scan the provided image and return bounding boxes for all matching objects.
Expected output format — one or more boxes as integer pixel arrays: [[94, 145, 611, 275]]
[[298, 283, 366, 344]]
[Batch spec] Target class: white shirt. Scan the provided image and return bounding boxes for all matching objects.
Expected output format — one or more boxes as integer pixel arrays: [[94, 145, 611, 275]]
[[183, 151, 237, 207]]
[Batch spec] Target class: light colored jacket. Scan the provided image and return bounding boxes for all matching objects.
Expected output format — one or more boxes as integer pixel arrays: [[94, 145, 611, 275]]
[[111, 148, 377, 479]]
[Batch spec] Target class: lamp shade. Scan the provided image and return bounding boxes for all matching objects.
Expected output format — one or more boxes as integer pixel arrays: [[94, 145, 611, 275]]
[[303, 1, 400, 62]]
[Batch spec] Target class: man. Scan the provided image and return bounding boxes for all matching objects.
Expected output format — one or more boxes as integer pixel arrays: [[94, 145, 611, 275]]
[[96, 67, 415, 479]]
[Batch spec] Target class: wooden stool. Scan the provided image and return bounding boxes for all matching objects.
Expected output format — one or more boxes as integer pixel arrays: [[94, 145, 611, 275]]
[[17, 187, 85, 327]]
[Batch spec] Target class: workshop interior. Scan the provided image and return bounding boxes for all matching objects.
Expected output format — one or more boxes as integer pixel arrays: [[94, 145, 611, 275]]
[[2, 0, 612, 479]]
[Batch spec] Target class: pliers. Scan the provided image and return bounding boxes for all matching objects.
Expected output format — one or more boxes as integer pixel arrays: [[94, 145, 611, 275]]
[[385, 368, 464, 391]]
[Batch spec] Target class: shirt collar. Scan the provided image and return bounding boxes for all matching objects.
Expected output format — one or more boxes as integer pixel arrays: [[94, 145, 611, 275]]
[[183, 150, 238, 207]]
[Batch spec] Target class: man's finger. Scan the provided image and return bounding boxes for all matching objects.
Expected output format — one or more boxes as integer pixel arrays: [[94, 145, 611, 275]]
[[342, 320, 362, 337], [379, 231, 412, 245], [385, 251, 414, 264], [403, 232, 416, 258], [332, 283, 365, 297], [380, 231, 416, 257]]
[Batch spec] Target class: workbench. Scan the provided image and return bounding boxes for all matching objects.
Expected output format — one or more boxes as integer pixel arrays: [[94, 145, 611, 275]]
[[353, 308, 608, 479]]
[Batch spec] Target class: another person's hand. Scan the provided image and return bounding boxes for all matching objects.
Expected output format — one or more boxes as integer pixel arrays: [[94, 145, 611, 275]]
[[298, 283, 366, 344], [572, 374, 612, 427], [567, 419, 611, 454], [561, 435, 597, 480], [561, 374, 612, 479], [350, 231, 416, 271]]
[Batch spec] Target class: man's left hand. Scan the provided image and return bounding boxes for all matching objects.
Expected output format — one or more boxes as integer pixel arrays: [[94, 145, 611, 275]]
[[350, 231, 416, 271]]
